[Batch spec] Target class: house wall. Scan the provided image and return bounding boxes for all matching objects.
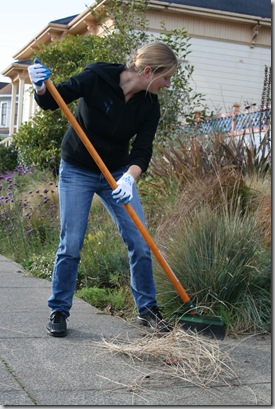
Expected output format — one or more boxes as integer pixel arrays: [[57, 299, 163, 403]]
[[0, 84, 35, 139], [146, 7, 271, 113], [188, 38, 271, 112], [146, 5, 271, 46]]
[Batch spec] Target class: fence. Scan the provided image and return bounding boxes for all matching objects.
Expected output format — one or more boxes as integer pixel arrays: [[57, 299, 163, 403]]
[[189, 104, 271, 138]]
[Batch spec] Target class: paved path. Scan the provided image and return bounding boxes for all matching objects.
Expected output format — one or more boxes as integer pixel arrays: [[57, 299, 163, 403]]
[[0, 255, 271, 406]]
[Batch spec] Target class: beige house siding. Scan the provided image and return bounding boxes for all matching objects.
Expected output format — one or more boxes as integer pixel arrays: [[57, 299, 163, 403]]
[[188, 38, 271, 112], [146, 7, 271, 112], [146, 9, 270, 47]]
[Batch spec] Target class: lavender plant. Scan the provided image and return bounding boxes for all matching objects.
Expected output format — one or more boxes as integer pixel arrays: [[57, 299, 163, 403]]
[[0, 166, 59, 262]]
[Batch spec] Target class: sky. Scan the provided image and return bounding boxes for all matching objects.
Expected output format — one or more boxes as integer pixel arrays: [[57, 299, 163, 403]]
[[0, 0, 91, 83]]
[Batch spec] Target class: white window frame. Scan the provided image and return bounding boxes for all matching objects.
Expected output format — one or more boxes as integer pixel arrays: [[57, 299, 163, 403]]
[[0, 102, 8, 127]]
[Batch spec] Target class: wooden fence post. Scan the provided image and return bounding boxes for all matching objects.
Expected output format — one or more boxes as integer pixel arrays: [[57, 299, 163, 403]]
[[232, 103, 240, 132], [194, 110, 202, 127]]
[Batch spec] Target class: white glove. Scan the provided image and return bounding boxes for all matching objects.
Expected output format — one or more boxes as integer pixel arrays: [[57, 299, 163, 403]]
[[112, 173, 134, 204], [28, 58, 51, 92]]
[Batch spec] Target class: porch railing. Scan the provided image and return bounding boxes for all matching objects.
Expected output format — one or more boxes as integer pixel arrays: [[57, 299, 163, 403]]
[[188, 104, 271, 136]]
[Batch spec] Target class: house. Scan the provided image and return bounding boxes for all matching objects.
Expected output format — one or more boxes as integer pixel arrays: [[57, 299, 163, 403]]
[[0, 0, 271, 139], [0, 82, 17, 140]]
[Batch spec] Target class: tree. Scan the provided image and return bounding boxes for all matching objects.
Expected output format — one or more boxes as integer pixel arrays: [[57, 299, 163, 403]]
[[13, 0, 209, 169]]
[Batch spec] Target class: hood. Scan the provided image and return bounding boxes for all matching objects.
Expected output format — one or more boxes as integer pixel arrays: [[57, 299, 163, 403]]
[[85, 62, 126, 93]]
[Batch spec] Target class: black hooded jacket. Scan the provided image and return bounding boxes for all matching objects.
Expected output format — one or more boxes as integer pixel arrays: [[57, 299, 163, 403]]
[[34, 62, 161, 173]]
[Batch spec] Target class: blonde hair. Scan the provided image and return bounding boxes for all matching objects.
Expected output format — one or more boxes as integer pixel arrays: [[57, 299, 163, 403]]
[[127, 42, 178, 76]]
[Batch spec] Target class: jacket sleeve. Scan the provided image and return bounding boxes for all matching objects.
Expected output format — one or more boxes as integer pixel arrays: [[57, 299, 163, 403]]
[[129, 100, 160, 173], [34, 67, 96, 110]]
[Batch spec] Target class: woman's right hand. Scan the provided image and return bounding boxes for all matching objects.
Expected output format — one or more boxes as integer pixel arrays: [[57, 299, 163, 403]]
[[28, 58, 51, 92]]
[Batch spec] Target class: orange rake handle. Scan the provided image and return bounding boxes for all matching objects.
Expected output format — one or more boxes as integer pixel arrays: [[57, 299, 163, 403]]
[[45, 78, 192, 307]]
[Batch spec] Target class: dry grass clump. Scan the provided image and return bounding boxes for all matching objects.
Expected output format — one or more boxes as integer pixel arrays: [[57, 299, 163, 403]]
[[96, 328, 237, 388], [256, 193, 271, 248], [243, 176, 271, 249], [154, 169, 249, 238]]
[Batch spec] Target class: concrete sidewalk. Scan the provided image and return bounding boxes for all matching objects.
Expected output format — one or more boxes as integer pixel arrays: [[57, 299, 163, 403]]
[[0, 255, 271, 406]]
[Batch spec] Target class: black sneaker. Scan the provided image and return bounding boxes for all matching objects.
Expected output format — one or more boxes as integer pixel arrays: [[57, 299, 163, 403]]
[[47, 311, 67, 337], [137, 306, 173, 332]]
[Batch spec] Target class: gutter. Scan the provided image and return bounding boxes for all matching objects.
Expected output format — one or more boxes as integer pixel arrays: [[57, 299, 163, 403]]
[[148, 0, 271, 26]]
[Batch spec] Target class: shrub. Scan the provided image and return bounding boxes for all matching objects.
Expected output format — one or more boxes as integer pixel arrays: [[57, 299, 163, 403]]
[[22, 251, 56, 280], [75, 286, 130, 312], [0, 143, 18, 173], [13, 109, 67, 172], [154, 205, 271, 334]]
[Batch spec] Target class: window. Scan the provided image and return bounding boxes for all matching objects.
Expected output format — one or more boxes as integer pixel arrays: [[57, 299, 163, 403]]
[[14, 103, 18, 126], [1, 102, 8, 127]]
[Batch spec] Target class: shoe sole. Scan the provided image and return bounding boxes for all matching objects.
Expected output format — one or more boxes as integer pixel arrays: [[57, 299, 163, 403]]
[[137, 316, 152, 327], [137, 316, 162, 331], [46, 327, 67, 337]]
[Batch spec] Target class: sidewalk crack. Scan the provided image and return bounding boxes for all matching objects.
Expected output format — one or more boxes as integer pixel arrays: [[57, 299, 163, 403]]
[[0, 355, 37, 404]]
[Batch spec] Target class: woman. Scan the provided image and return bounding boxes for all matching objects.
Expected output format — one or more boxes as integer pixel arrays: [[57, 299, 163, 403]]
[[28, 42, 178, 337]]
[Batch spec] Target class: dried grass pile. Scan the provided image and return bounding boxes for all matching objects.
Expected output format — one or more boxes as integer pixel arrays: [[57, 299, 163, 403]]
[[96, 328, 237, 388]]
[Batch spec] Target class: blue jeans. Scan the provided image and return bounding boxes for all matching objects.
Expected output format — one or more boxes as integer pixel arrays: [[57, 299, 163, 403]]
[[48, 159, 157, 317]]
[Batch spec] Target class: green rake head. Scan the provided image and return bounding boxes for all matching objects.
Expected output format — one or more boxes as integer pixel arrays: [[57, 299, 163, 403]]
[[178, 314, 226, 340]]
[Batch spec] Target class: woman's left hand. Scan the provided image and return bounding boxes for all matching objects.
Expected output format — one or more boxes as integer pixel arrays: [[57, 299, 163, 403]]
[[112, 173, 134, 204]]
